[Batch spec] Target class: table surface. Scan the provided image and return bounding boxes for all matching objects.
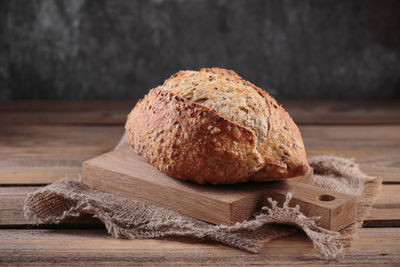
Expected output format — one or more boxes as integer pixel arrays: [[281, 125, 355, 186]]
[[0, 100, 399, 266]]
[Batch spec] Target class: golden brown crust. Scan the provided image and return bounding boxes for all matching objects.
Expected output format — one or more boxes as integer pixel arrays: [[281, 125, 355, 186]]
[[126, 67, 309, 184], [200, 67, 309, 180], [125, 88, 264, 184], [249, 89, 309, 180], [160, 68, 270, 145]]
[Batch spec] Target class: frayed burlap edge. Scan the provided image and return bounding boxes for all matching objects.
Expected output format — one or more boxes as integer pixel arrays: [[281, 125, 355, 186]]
[[23, 183, 345, 257]]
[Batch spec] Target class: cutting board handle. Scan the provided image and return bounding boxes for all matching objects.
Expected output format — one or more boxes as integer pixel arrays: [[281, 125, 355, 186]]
[[258, 180, 357, 231]]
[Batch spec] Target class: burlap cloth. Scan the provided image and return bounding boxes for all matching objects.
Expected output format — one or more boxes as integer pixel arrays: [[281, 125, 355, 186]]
[[24, 134, 381, 258]]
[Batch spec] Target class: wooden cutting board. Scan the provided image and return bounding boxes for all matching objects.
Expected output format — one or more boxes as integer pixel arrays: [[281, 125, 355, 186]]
[[82, 145, 357, 231]]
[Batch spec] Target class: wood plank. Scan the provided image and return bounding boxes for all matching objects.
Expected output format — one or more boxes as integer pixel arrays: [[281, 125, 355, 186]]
[[0, 126, 123, 184], [1, 185, 398, 227], [0, 187, 38, 225], [0, 186, 102, 227], [284, 100, 400, 125], [301, 125, 400, 183], [364, 184, 400, 227], [0, 125, 398, 184], [0, 100, 135, 125], [0, 228, 398, 266], [1, 100, 399, 125]]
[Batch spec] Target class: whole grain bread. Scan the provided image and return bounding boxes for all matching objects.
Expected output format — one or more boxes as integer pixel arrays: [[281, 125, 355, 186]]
[[125, 68, 309, 184]]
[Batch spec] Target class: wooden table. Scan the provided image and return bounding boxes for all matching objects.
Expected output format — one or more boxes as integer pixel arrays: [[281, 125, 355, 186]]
[[0, 100, 399, 266]]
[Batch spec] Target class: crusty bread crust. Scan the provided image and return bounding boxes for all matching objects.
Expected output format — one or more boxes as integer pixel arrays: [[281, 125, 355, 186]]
[[125, 68, 309, 184], [159, 69, 270, 145], [126, 89, 264, 184]]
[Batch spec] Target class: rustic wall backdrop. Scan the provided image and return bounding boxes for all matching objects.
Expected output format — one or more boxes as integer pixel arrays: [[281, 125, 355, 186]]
[[1, 0, 399, 100]]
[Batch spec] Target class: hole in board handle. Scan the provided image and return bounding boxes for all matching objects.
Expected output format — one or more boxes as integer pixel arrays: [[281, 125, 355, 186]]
[[319, 194, 336, 201]]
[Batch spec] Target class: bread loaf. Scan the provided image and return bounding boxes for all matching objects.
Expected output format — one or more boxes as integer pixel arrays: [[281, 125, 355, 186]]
[[125, 68, 309, 184]]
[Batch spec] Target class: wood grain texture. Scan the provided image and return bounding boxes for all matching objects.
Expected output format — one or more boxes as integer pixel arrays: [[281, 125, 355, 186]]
[[2, 185, 398, 227], [364, 184, 400, 227], [0, 186, 102, 227], [1, 101, 399, 125], [284, 100, 400, 125], [0, 101, 398, 265], [1, 125, 398, 184], [301, 125, 400, 183], [0, 101, 135, 125], [0, 125, 123, 184], [0, 228, 399, 266], [0, 187, 37, 225], [82, 146, 356, 230]]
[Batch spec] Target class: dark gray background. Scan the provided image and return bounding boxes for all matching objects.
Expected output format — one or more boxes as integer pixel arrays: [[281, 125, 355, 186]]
[[1, 0, 399, 100]]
